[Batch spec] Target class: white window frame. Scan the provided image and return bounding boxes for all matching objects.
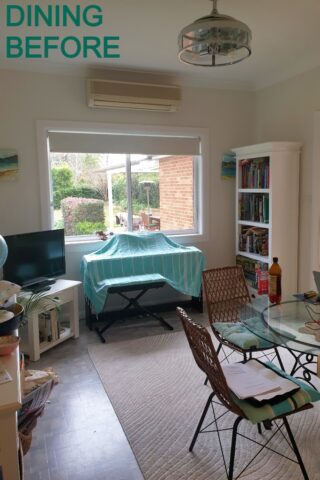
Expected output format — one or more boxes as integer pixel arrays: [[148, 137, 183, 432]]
[[36, 120, 210, 246]]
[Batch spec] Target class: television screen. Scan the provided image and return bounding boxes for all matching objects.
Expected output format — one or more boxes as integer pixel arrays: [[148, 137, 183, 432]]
[[3, 229, 66, 288]]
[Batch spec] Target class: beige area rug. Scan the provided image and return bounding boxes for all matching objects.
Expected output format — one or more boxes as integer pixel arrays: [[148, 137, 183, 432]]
[[88, 331, 320, 480]]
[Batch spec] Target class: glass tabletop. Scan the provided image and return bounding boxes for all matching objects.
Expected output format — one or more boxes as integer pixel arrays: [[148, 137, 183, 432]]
[[242, 300, 320, 355]]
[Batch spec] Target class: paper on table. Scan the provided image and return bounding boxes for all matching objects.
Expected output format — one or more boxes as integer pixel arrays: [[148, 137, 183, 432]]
[[222, 360, 298, 400], [222, 362, 279, 399], [0, 367, 12, 385]]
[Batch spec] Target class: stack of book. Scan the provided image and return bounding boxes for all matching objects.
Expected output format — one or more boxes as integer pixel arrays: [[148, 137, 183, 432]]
[[38, 309, 69, 343], [238, 226, 269, 256], [236, 255, 268, 289], [240, 157, 270, 189], [239, 193, 269, 224]]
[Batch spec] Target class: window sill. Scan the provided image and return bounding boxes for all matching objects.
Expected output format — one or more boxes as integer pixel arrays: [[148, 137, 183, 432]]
[[65, 232, 207, 252]]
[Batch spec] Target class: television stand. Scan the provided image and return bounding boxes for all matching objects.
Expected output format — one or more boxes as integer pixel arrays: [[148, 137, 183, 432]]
[[19, 279, 81, 361]]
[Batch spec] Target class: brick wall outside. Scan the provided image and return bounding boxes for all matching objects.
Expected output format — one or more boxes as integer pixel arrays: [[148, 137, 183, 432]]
[[159, 156, 194, 230]]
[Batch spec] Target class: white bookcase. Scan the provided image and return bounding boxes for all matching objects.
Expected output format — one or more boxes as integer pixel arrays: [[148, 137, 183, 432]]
[[19, 279, 81, 361], [232, 142, 301, 296]]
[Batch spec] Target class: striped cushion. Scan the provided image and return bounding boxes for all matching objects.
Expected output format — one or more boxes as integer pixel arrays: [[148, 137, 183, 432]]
[[214, 320, 274, 349], [233, 362, 320, 424]]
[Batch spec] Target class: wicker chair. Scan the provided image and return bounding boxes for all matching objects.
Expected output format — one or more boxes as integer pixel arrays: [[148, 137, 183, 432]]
[[202, 266, 284, 366], [176, 307, 313, 480], [140, 212, 159, 231]]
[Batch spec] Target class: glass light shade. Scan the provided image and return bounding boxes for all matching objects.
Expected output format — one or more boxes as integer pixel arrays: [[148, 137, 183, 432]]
[[178, 10, 252, 67], [0, 235, 8, 269]]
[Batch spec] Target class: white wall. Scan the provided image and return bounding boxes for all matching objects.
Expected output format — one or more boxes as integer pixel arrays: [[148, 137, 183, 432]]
[[254, 66, 320, 291], [0, 68, 255, 312]]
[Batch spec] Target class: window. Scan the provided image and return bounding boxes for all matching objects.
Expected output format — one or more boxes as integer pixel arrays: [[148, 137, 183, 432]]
[[37, 122, 209, 244]]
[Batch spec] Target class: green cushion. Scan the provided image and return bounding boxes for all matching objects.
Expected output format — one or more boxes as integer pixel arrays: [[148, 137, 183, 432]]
[[233, 362, 320, 424], [214, 320, 274, 349]]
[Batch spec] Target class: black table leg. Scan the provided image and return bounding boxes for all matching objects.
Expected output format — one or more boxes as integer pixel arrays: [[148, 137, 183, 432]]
[[288, 349, 318, 390]]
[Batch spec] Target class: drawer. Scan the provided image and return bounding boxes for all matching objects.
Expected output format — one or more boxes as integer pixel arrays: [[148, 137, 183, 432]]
[[48, 287, 74, 305]]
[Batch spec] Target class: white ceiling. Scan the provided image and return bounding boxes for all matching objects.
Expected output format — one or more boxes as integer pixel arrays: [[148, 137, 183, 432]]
[[2, 0, 320, 90]]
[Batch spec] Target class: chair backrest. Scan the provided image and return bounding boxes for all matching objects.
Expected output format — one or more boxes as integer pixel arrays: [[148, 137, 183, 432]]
[[202, 266, 251, 324], [176, 307, 244, 417], [140, 211, 150, 227]]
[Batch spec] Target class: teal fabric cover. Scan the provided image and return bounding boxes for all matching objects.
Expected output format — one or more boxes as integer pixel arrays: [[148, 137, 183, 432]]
[[214, 320, 274, 349], [81, 232, 205, 314], [233, 361, 320, 424]]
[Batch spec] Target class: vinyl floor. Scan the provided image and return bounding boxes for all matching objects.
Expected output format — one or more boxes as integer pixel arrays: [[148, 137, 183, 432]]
[[22, 310, 200, 480]]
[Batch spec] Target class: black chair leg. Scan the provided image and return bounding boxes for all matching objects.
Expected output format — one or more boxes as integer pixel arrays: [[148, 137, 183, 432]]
[[189, 392, 215, 452], [282, 417, 309, 480], [228, 417, 242, 480], [257, 423, 262, 434]]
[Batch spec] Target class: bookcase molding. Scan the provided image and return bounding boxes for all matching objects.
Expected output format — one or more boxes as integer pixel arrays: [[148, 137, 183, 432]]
[[232, 141, 301, 295]]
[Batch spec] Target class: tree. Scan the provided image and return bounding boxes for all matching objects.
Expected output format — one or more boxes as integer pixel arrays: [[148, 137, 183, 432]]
[[52, 165, 73, 192], [91, 172, 109, 201]]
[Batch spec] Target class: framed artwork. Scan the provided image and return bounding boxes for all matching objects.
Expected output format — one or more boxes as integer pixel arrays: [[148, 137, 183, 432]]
[[0, 149, 18, 180], [221, 151, 236, 179]]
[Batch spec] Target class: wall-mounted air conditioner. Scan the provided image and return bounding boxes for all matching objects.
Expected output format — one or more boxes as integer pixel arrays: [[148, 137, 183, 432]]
[[87, 79, 181, 112]]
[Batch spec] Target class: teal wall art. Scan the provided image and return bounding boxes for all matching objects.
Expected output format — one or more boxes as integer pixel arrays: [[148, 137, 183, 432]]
[[0, 150, 18, 180]]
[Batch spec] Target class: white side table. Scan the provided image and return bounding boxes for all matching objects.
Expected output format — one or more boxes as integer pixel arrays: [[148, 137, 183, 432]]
[[20, 279, 81, 361]]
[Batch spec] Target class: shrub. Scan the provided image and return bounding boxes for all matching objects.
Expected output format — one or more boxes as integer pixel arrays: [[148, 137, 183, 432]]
[[112, 173, 160, 210], [74, 221, 106, 235], [112, 174, 126, 204], [52, 166, 73, 209], [54, 219, 64, 229], [61, 197, 105, 235], [54, 185, 103, 209], [52, 165, 73, 191]]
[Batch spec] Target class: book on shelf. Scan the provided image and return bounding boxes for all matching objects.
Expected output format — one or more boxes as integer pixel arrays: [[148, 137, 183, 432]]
[[240, 157, 270, 189], [39, 308, 60, 343], [236, 255, 269, 289], [50, 309, 59, 342], [38, 312, 51, 343], [239, 193, 269, 224], [263, 194, 269, 223], [238, 226, 269, 256]]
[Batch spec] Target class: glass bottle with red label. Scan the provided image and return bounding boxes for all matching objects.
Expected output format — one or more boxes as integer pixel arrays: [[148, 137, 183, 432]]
[[268, 257, 282, 304]]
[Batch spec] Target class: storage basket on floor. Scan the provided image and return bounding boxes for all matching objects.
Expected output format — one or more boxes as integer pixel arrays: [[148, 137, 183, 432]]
[[18, 377, 55, 455]]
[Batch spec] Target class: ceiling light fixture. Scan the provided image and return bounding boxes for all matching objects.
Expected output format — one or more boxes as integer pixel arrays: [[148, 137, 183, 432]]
[[178, 0, 252, 67]]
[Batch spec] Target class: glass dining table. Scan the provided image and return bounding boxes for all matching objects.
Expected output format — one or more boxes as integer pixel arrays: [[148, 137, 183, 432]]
[[242, 300, 320, 388]]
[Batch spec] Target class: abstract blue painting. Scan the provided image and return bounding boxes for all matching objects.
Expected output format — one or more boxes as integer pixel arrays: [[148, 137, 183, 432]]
[[0, 150, 18, 180], [221, 151, 236, 179]]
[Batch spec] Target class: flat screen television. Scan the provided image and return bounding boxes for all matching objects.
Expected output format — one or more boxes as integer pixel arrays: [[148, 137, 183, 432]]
[[3, 229, 66, 289]]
